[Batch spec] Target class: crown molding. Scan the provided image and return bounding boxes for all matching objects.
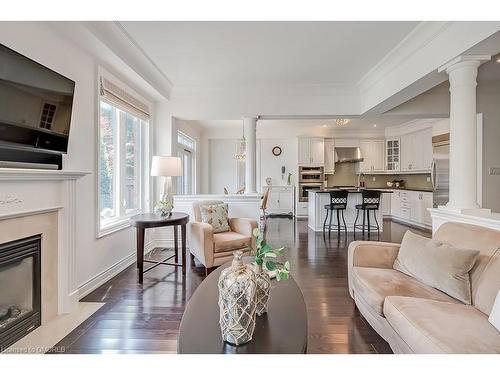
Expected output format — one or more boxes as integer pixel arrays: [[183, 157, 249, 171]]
[[82, 21, 173, 100], [438, 55, 491, 73], [384, 118, 438, 137], [358, 22, 452, 94], [171, 82, 359, 100]]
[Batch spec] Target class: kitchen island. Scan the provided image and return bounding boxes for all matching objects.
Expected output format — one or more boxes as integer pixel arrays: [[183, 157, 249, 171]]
[[308, 189, 392, 232]]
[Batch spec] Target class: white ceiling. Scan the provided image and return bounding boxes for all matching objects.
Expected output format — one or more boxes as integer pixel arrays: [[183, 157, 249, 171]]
[[119, 21, 419, 88]]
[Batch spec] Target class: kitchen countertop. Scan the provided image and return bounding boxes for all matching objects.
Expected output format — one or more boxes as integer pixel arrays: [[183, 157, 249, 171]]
[[312, 188, 393, 194], [373, 187, 434, 193]]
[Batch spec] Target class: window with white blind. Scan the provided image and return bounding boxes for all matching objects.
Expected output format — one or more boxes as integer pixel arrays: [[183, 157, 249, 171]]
[[176, 132, 196, 195], [98, 74, 150, 236]]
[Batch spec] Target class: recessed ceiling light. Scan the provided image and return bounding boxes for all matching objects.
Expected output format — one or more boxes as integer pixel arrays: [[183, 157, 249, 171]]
[[496, 57, 500, 63], [323, 124, 328, 128], [373, 124, 377, 128]]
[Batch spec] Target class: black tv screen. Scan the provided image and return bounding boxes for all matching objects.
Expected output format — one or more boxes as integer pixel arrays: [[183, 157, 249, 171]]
[[0, 43, 75, 153]]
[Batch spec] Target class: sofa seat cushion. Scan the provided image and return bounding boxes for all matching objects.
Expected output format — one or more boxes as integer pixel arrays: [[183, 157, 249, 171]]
[[384, 296, 500, 353], [213, 231, 251, 253], [352, 267, 459, 316]]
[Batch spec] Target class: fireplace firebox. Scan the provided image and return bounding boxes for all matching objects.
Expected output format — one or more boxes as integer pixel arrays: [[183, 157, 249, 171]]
[[0, 235, 41, 351]]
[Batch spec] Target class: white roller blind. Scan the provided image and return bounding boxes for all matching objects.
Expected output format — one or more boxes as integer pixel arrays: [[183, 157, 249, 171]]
[[99, 76, 150, 120]]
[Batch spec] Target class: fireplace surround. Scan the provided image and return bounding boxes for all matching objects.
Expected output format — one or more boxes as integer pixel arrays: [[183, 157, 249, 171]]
[[0, 168, 87, 349], [0, 235, 41, 350]]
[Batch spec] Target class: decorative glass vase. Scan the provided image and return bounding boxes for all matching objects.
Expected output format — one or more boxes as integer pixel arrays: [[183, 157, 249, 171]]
[[254, 263, 271, 316], [154, 198, 173, 217], [218, 251, 257, 346]]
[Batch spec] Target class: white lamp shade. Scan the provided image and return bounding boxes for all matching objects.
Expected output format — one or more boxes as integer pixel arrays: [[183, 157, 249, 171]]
[[151, 156, 182, 177]]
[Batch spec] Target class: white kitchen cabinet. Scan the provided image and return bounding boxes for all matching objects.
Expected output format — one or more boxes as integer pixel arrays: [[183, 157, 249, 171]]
[[410, 190, 434, 224], [422, 192, 433, 226], [400, 128, 433, 172], [265, 186, 295, 215], [401, 132, 416, 172], [324, 139, 335, 174], [297, 137, 324, 165], [409, 191, 422, 223], [398, 190, 411, 220], [385, 138, 400, 172], [359, 140, 385, 172], [391, 190, 402, 217], [381, 190, 391, 216], [420, 128, 433, 171], [390, 189, 433, 228], [296, 201, 308, 217], [298, 138, 310, 165], [310, 138, 325, 165]]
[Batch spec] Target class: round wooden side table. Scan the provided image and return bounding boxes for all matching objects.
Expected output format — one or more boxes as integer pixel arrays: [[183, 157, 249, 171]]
[[130, 212, 189, 284]]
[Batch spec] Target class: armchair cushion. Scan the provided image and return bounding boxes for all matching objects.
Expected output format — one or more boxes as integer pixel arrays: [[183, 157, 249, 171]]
[[213, 231, 251, 253], [229, 218, 256, 236]]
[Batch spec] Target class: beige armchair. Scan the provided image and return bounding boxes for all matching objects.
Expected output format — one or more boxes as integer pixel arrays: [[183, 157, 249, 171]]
[[188, 200, 258, 275]]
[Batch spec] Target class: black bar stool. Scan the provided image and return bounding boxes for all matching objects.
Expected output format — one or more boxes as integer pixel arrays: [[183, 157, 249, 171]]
[[323, 190, 348, 236], [354, 190, 381, 238]]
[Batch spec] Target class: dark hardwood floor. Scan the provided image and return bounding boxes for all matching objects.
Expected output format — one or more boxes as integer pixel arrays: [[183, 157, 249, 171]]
[[53, 218, 429, 354]]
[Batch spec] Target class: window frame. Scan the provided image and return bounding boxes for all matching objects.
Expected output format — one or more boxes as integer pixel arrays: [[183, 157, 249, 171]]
[[96, 69, 152, 238], [176, 131, 196, 195]]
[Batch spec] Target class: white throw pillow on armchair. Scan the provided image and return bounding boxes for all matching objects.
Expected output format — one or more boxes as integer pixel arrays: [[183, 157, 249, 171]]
[[200, 203, 230, 233], [489, 290, 500, 332]]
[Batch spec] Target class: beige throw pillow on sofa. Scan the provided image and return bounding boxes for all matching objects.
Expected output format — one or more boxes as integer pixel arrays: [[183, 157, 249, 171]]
[[393, 230, 480, 304], [200, 203, 230, 233]]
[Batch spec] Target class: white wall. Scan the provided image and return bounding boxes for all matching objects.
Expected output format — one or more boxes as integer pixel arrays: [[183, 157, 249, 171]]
[[477, 81, 500, 213], [198, 119, 388, 196], [0, 22, 159, 292], [257, 139, 297, 190], [208, 139, 239, 194]]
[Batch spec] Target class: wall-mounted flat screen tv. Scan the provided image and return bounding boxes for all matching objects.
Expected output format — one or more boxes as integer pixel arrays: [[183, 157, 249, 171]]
[[0, 43, 75, 154]]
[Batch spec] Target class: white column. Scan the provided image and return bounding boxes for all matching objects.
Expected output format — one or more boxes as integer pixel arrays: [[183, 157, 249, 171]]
[[243, 116, 258, 194], [438, 55, 490, 211]]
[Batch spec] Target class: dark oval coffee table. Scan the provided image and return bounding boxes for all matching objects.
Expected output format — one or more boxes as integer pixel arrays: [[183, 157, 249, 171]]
[[177, 259, 307, 354]]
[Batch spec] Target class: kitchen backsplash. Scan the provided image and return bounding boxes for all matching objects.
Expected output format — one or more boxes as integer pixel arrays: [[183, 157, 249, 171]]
[[363, 173, 433, 190], [326, 166, 433, 190], [325, 163, 358, 186]]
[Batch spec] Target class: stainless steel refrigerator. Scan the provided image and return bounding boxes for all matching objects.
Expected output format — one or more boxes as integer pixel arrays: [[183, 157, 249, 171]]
[[432, 134, 450, 208]]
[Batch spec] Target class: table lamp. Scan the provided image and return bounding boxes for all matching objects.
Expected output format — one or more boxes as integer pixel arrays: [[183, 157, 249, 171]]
[[151, 156, 182, 216]]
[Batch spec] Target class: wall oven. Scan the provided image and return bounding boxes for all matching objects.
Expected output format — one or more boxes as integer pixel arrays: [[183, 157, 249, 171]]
[[299, 166, 324, 183], [298, 182, 323, 202]]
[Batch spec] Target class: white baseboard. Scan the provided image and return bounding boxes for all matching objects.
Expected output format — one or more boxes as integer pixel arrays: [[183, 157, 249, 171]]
[[144, 238, 175, 252], [78, 252, 136, 299], [385, 215, 431, 231], [78, 238, 178, 299]]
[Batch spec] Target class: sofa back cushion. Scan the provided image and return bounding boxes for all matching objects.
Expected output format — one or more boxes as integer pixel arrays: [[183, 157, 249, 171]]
[[434, 222, 500, 314], [394, 230, 479, 304]]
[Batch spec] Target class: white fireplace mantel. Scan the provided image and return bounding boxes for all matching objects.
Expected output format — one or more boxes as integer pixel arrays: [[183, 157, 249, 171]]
[[0, 168, 88, 181], [0, 168, 89, 315]]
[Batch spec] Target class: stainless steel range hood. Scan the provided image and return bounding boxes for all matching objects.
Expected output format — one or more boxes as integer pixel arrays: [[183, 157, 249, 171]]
[[334, 147, 363, 163]]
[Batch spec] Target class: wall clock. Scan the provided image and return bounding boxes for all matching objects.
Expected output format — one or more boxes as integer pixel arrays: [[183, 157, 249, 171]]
[[272, 146, 282, 156]]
